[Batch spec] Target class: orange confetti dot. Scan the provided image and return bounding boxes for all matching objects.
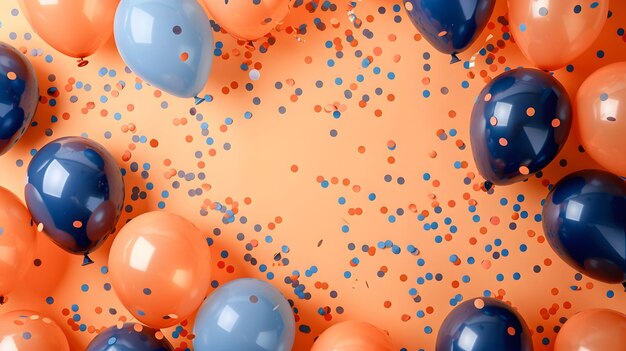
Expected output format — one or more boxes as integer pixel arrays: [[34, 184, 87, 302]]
[[526, 107, 535, 117], [474, 299, 485, 309]]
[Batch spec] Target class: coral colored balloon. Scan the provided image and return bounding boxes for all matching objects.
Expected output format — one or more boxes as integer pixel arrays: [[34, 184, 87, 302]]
[[577, 62, 626, 177], [202, 0, 292, 41], [508, 0, 609, 71], [311, 321, 394, 351], [17, 0, 119, 61], [555, 309, 626, 351], [0, 310, 70, 351], [108, 211, 212, 328], [0, 186, 36, 303]]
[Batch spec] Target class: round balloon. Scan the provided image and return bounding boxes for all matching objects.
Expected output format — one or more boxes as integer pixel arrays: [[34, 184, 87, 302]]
[[0, 310, 70, 351], [470, 68, 572, 186], [509, 0, 608, 71], [542, 170, 626, 284], [193, 278, 295, 351], [25, 136, 125, 265], [0, 186, 36, 303], [311, 321, 394, 351], [114, 0, 214, 99], [403, 0, 495, 62], [0, 42, 38, 155], [18, 0, 119, 63], [555, 309, 626, 351], [202, 0, 292, 41], [108, 211, 211, 328], [86, 323, 174, 351], [576, 61, 626, 177], [436, 298, 532, 351]]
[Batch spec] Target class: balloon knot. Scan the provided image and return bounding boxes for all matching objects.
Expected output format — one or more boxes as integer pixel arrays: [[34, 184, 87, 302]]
[[194, 96, 206, 105], [450, 53, 461, 64], [0, 296, 4, 304], [82, 254, 94, 266], [484, 181, 493, 191], [77, 58, 89, 67]]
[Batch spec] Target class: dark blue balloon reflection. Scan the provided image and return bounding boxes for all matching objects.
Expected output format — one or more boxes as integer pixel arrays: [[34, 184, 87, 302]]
[[86, 323, 173, 351], [25, 137, 124, 265], [0, 42, 38, 155], [436, 298, 532, 351], [470, 68, 572, 186], [543, 170, 626, 284], [404, 0, 495, 62]]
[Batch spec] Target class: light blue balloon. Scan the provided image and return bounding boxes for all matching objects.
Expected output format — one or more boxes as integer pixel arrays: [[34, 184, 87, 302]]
[[193, 278, 295, 351], [114, 0, 214, 99]]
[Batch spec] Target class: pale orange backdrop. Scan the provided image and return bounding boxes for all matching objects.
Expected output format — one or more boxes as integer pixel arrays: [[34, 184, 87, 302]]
[[0, 0, 624, 350]]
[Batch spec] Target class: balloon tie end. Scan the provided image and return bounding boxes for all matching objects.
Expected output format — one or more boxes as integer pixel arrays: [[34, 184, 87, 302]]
[[450, 53, 461, 64], [194, 96, 206, 105], [484, 181, 493, 191], [77, 58, 89, 67], [0, 296, 5, 305], [82, 254, 94, 266]]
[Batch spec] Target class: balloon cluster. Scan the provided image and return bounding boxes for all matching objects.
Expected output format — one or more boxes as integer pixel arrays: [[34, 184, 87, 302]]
[[404, 0, 625, 350], [0, 0, 624, 350]]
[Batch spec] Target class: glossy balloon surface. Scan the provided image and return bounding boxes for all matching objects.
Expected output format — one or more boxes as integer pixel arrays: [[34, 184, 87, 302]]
[[25, 137, 124, 262], [576, 62, 626, 177], [470, 68, 572, 185], [554, 309, 626, 351], [114, 0, 214, 98], [18, 0, 119, 58], [543, 170, 626, 284], [0, 42, 38, 155], [202, 0, 292, 41], [0, 186, 36, 301], [86, 323, 173, 351], [509, 0, 608, 71], [436, 298, 532, 351], [193, 278, 295, 351], [108, 211, 212, 328], [403, 0, 495, 61], [0, 310, 70, 351]]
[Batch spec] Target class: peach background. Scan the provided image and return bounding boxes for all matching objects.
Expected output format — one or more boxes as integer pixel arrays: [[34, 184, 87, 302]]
[[0, 0, 624, 350]]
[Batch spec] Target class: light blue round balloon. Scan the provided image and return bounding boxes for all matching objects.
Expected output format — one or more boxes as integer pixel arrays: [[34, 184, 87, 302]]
[[193, 278, 296, 351], [114, 0, 214, 98]]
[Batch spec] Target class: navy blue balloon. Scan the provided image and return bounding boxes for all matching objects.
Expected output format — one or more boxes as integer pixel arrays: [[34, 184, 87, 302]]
[[25, 137, 124, 265], [470, 68, 572, 187], [86, 323, 173, 351], [404, 0, 495, 62], [543, 170, 626, 284], [0, 42, 38, 155], [436, 298, 532, 351]]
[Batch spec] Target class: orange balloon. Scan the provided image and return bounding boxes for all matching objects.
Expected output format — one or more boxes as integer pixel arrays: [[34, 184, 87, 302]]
[[202, 0, 292, 41], [0, 310, 70, 351], [555, 309, 626, 351], [0, 186, 36, 303], [311, 321, 394, 351], [508, 0, 608, 71], [108, 211, 212, 328], [577, 61, 626, 177], [17, 0, 119, 60]]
